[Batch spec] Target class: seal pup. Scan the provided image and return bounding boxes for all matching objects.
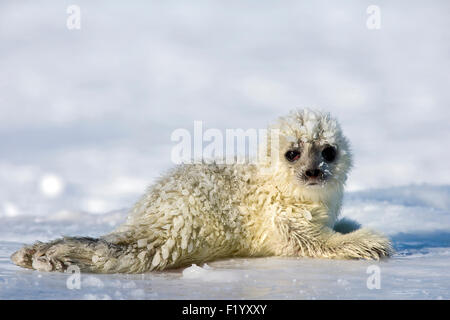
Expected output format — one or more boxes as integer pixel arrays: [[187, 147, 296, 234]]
[[11, 109, 393, 273]]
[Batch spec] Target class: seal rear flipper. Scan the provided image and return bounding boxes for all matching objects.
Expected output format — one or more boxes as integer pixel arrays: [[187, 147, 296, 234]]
[[11, 242, 41, 269], [11, 237, 128, 273]]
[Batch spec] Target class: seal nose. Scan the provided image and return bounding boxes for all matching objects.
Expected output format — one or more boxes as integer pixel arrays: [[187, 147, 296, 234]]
[[305, 168, 322, 178]]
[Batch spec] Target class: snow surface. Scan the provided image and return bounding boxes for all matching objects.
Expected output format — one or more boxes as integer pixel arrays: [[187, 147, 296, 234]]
[[1, 186, 449, 300], [0, 0, 449, 299]]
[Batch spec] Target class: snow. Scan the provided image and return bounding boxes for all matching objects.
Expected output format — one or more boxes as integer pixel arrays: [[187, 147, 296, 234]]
[[182, 264, 243, 283], [0, 0, 449, 299], [1, 186, 449, 299]]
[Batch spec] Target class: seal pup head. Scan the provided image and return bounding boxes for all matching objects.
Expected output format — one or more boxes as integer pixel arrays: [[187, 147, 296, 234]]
[[264, 109, 352, 201]]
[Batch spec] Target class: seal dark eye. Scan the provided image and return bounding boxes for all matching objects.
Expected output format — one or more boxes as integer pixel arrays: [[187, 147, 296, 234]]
[[285, 150, 301, 162], [322, 146, 337, 162]]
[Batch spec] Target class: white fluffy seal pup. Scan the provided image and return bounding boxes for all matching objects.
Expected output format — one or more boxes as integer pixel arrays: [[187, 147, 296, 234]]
[[11, 109, 393, 273]]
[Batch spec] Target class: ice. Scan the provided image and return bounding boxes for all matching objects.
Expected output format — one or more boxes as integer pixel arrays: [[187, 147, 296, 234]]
[[0, 0, 449, 299], [83, 294, 112, 300], [1, 184, 449, 299], [82, 276, 105, 288], [182, 264, 243, 283]]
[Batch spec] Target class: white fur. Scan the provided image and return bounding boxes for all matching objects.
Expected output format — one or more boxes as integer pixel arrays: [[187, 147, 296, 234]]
[[11, 109, 393, 273]]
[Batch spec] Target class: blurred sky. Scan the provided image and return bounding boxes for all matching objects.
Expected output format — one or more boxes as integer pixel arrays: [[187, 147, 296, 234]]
[[0, 0, 449, 216]]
